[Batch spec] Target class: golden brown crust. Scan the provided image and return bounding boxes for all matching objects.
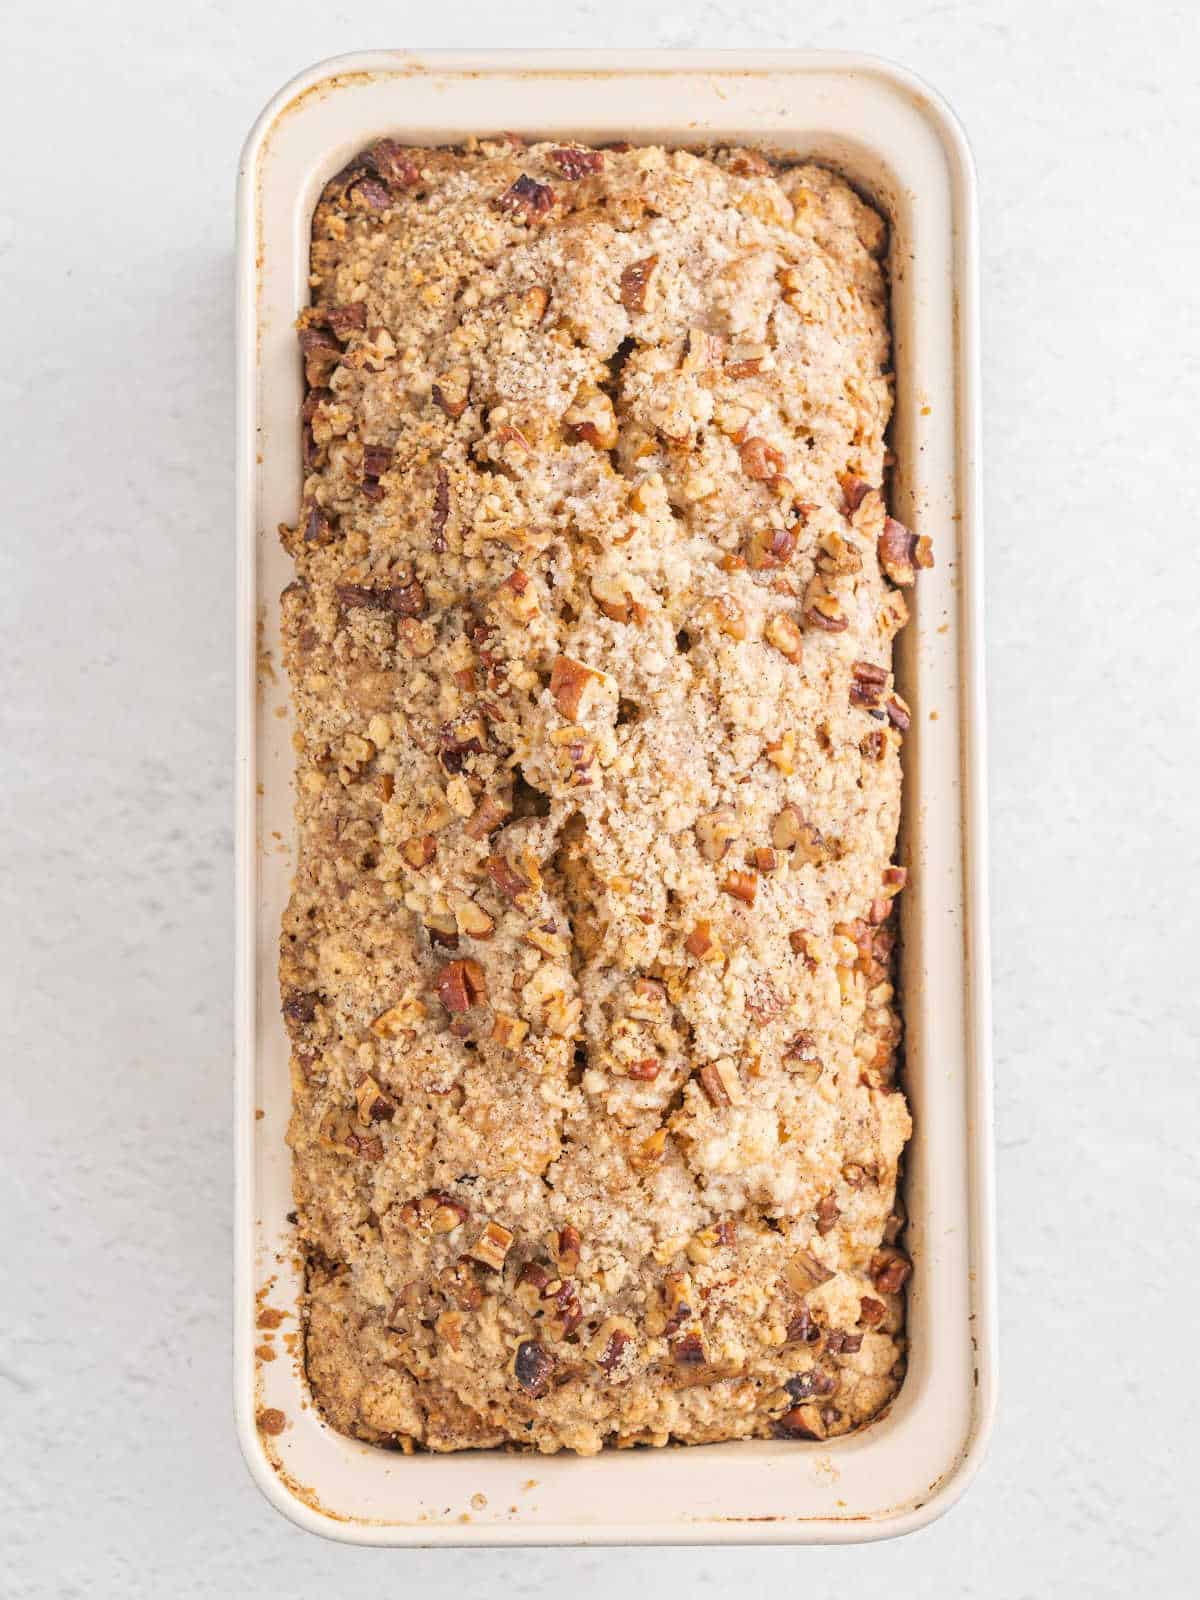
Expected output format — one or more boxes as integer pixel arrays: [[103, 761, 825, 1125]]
[[280, 137, 920, 1455]]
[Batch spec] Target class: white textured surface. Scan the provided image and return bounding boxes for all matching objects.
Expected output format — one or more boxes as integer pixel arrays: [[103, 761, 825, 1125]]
[[2, 2, 1197, 1595]]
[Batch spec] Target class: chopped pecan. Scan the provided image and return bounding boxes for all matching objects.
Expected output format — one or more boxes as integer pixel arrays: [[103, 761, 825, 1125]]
[[878, 517, 934, 586], [336, 573, 426, 618], [556, 1225, 581, 1274], [497, 175, 555, 223], [397, 617, 436, 657], [870, 1248, 913, 1294], [698, 1059, 744, 1107], [364, 139, 421, 188], [591, 575, 647, 624], [859, 1296, 886, 1327], [515, 1260, 551, 1311], [722, 869, 758, 905], [739, 436, 786, 482], [661, 1273, 694, 1337], [348, 176, 392, 211], [785, 1306, 821, 1345], [544, 1277, 583, 1339], [705, 593, 746, 640], [886, 694, 911, 732], [839, 474, 873, 514], [564, 385, 618, 449], [882, 865, 908, 896], [802, 579, 849, 632], [326, 302, 367, 338], [464, 794, 510, 841], [860, 729, 887, 762], [783, 1031, 821, 1072], [670, 1329, 707, 1366], [469, 1220, 514, 1271], [785, 1250, 835, 1294], [550, 146, 604, 178], [814, 1195, 839, 1235], [487, 854, 528, 900], [513, 1338, 554, 1396], [684, 920, 715, 959], [432, 366, 470, 419], [354, 1075, 396, 1126], [453, 896, 496, 940], [772, 1405, 821, 1440], [695, 807, 739, 863], [825, 1330, 863, 1355], [343, 1130, 384, 1161], [490, 1011, 528, 1049], [438, 1256, 483, 1311], [592, 1320, 634, 1373], [283, 989, 318, 1028], [883, 1198, 906, 1244], [785, 1368, 838, 1401], [619, 255, 658, 313], [439, 716, 487, 773], [549, 655, 603, 719], [436, 958, 487, 1013], [850, 660, 889, 708], [431, 465, 450, 552], [746, 524, 798, 570], [765, 612, 804, 663]]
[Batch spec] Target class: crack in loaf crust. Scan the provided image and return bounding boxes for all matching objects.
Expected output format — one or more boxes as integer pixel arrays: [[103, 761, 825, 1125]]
[[280, 136, 930, 1455]]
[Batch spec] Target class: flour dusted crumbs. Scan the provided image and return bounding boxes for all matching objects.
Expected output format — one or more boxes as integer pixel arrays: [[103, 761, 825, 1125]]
[[279, 137, 930, 1454]]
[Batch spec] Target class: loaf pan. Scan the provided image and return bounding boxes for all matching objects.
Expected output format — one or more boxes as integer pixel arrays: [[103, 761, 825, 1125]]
[[234, 48, 994, 1545]]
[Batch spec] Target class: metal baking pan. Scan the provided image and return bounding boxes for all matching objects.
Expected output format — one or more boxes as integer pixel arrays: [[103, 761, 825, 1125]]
[[235, 48, 994, 1546]]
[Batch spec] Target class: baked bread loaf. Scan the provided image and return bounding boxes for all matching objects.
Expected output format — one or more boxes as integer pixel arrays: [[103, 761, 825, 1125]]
[[279, 137, 927, 1455]]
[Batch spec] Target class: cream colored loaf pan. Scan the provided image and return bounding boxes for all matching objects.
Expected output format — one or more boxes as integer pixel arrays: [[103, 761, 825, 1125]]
[[234, 49, 994, 1545]]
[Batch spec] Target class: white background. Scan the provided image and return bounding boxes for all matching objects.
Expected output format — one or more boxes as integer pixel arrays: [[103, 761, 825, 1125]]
[[3, 2, 1197, 1595]]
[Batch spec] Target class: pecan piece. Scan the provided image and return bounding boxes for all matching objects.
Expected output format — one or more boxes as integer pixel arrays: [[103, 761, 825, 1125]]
[[661, 1273, 694, 1337], [814, 1194, 839, 1235], [772, 1405, 822, 1440], [549, 146, 604, 178], [364, 139, 421, 188], [436, 958, 487, 1013], [469, 1220, 514, 1271], [886, 694, 911, 732], [859, 1296, 886, 1327], [684, 920, 715, 959], [670, 1329, 707, 1367], [497, 175, 555, 223], [745, 525, 798, 570], [839, 474, 874, 514], [870, 1248, 913, 1294], [431, 465, 450, 552], [878, 517, 934, 586], [785, 1306, 821, 1345], [698, 1059, 744, 1107], [464, 794, 510, 841], [738, 436, 786, 482], [549, 654, 603, 719], [326, 302, 367, 338], [432, 366, 470, 419], [354, 1075, 396, 1126], [695, 807, 739, 862], [619, 255, 658, 313], [490, 1011, 528, 1049], [765, 612, 804, 663], [785, 1249, 835, 1294], [486, 854, 528, 900], [850, 660, 889, 708], [722, 869, 758, 905], [513, 1339, 554, 1396], [785, 1368, 838, 1401], [556, 1225, 582, 1275], [802, 579, 849, 632], [438, 1257, 483, 1311], [592, 1319, 635, 1374], [348, 176, 392, 211]]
